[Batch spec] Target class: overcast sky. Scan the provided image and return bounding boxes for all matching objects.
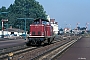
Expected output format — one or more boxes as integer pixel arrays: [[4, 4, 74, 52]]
[[0, 0, 90, 29]]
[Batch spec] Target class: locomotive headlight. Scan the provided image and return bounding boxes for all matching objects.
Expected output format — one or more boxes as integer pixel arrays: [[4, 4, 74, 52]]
[[30, 34, 31, 35], [30, 32, 31, 36], [42, 32, 44, 36]]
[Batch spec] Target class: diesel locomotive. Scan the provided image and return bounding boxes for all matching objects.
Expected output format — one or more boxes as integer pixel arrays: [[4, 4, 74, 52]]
[[27, 18, 55, 45]]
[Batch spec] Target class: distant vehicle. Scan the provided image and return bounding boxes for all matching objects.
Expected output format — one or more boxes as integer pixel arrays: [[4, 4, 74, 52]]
[[27, 18, 55, 45], [58, 28, 64, 35], [20, 34, 26, 36], [0, 35, 2, 38], [10, 34, 17, 37]]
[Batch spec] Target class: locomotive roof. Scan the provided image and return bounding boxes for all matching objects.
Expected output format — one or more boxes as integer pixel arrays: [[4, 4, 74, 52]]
[[34, 18, 49, 22]]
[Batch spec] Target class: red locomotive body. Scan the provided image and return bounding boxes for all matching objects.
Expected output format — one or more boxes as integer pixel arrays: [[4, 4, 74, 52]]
[[46, 24, 53, 36], [27, 18, 55, 45], [30, 24, 45, 36]]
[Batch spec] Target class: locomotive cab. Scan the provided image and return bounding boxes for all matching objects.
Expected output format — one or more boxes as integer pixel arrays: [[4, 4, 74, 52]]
[[30, 19, 44, 36]]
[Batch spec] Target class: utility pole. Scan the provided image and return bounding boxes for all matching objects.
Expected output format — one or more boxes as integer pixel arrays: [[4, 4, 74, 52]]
[[1, 19, 8, 38], [17, 18, 34, 40], [0, 12, 8, 38], [86, 23, 89, 30], [76, 23, 80, 30], [69, 24, 71, 29]]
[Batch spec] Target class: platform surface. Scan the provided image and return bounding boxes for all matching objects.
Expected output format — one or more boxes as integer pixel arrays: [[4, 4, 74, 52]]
[[57, 37, 90, 60]]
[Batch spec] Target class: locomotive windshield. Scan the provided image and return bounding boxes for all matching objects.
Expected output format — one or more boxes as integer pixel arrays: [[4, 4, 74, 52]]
[[34, 21, 40, 24], [33, 18, 50, 25], [42, 21, 47, 24]]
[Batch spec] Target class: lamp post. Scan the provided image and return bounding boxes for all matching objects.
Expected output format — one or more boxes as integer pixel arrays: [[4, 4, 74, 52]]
[[85, 22, 89, 31], [17, 18, 34, 40]]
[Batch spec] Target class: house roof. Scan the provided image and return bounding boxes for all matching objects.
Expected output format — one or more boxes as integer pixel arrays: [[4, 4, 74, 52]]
[[4, 28, 25, 32]]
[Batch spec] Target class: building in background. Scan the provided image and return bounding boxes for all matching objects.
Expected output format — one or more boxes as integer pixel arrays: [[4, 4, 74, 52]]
[[64, 28, 71, 33], [0, 26, 27, 38], [47, 15, 59, 35], [50, 19, 59, 35]]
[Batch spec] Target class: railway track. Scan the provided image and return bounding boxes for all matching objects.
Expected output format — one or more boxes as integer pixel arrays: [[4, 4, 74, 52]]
[[11, 36, 80, 60], [0, 45, 27, 54], [0, 44, 37, 60], [35, 39, 79, 60], [11, 40, 68, 60], [0, 35, 81, 60], [32, 36, 82, 60]]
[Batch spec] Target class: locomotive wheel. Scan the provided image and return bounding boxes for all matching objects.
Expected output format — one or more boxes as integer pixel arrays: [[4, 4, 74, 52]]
[[26, 41, 31, 46], [41, 41, 45, 46], [37, 41, 42, 45]]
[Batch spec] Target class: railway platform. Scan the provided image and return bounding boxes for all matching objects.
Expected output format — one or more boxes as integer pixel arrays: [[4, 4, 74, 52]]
[[56, 37, 90, 60]]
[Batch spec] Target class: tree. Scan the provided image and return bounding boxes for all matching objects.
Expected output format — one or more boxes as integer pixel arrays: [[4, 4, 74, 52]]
[[0, 6, 8, 20], [0, 0, 47, 31]]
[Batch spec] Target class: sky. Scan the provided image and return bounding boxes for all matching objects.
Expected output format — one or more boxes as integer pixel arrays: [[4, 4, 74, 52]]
[[0, 0, 90, 29]]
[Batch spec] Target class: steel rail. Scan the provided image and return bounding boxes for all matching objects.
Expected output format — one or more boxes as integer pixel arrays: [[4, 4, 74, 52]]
[[33, 36, 82, 60]]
